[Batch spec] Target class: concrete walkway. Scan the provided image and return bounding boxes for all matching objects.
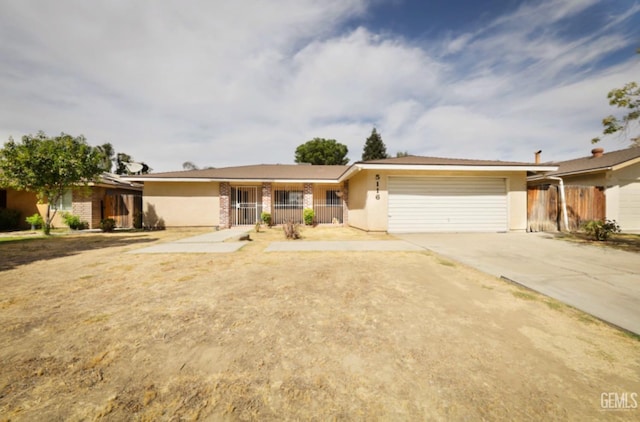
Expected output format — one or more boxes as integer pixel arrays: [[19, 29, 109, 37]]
[[130, 228, 423, 254], [129, 227, 250, 254], [398, 232, 640, 334], [265, 240, 423, 252]]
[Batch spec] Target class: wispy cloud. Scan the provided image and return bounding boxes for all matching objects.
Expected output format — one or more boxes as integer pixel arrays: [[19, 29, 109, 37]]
[[0, 0, 638, 169]]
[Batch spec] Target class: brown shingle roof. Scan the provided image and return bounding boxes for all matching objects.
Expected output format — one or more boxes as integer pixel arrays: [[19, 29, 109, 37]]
[[132, 164, 349, 181], [358, 155, 542, 166], [545, 147, 640, 176]]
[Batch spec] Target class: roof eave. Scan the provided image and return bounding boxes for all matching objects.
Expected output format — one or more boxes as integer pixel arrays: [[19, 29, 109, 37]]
[[611, 156, 640, 172], [354, 163, 558, 172], [124, 177, 342, 183]]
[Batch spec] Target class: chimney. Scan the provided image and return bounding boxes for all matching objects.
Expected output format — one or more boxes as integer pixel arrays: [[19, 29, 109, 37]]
[[534, 150, 542, 164], [591, 147, 604, 158]]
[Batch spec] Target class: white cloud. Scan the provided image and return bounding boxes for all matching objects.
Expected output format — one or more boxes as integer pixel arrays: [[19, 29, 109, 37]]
[[0, 0, 638, 170]]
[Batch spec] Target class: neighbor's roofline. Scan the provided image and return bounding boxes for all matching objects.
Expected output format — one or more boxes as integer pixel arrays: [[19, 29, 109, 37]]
[[528, 157, 640, 179]]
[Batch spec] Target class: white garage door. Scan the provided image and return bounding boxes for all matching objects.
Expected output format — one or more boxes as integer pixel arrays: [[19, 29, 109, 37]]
[[388, 176, 508, 233], [619, 180, 640, 231]]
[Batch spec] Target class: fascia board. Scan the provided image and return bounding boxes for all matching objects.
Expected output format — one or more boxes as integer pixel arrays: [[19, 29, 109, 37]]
[[124, 177, 341, 183], [611, 156, 640, 172], [354, 164, 558, 172]]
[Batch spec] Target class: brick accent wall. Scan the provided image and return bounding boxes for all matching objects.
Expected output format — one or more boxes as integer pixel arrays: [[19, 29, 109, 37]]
[[220, 182, 230, 228], [303, 183, 313, 209], [262, 183, 272, 216], [72, 188, 105, 229], [72, 189, 91, 226], [70, 188, 100, 229]]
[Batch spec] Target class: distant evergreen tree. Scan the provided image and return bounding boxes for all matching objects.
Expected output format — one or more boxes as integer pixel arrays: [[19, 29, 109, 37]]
[[396, 151, 410, 157], [361, 128, 389, 161]]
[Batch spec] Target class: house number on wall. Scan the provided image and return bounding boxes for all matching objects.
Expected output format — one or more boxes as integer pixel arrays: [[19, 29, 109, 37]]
[[375, 174, 380, 200]]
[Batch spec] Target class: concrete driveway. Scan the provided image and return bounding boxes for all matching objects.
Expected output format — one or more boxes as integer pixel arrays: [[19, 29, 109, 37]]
[[397, 232, 640, 335]]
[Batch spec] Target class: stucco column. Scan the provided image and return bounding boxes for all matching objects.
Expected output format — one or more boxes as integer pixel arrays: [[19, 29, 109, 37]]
[[303, 183, 313, 209], [220, 182, 231, 228], [262, 182, 272, 217], [341, 181, 348, 226]]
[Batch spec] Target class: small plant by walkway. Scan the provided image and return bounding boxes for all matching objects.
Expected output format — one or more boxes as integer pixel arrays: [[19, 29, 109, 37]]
[[554, 231, 640, 253]]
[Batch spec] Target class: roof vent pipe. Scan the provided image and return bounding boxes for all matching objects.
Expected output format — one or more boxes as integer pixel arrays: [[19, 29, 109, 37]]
[[591, 147, 604, 158]]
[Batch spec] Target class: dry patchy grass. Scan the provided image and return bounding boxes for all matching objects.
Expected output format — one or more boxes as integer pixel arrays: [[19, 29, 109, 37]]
[[553, 231, 640, 253], [1, 227, 639, 420]]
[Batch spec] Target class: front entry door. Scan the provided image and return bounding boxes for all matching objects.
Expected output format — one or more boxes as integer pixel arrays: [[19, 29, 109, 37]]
[[232, 186, 259, 225]]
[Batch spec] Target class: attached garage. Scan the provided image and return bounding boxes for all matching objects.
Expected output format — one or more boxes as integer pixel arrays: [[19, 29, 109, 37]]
[[388, 176, 508, 233]]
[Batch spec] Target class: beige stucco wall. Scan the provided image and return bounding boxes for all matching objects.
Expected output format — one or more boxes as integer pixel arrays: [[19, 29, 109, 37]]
[[143, 181, 220, 227], [4, 188, 39, 229], [345, 171, 369, 230], [347, 169, 528, 232]]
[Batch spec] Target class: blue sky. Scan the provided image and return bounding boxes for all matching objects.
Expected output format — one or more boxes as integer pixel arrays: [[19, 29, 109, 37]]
[[0, 0, 638, 171]]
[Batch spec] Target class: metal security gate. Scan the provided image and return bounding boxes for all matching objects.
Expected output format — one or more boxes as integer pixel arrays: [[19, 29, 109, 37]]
[[273, 184, 304, 224], [231, 186, 261, 225], [313, 185, 343, 224]]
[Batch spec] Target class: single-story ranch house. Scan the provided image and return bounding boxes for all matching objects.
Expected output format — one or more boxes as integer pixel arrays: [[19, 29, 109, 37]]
[[528, 147, 640, 232], [0, 173, 142, 230], [127, 156, 557, 233]]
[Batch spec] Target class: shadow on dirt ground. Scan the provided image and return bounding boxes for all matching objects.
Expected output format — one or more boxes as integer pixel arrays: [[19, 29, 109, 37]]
[[0, 235, 157, 272]]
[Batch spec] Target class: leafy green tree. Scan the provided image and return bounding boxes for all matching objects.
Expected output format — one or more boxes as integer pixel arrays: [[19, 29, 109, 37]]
[[294, 138, 349, 165], [96, 142, 115, 172], [183, 161, 199, 170], [115, 152, 133, 175], [361, 128, 389, 161], [396, 151, 410, 157], [592, 49, 639, 145], [592, 82, 640, 145], [0, 132, 103, 234]]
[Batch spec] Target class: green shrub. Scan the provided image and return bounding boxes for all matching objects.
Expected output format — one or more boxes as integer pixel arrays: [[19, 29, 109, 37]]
[[582, 219, 621, 241], [62, 212, 88, 230], [0, 209, 21, 231], [100, 218, 116, 232], [25, 213, 44, 230], [303, 208, 314, 225], [261, 212, 272, 226], [133, 211, 143, 229]]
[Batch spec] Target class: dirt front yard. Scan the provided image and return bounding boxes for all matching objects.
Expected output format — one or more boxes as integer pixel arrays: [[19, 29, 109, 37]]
[[1, 227, 639, 420]]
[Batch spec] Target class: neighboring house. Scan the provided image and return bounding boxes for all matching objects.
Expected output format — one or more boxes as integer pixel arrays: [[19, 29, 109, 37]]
[[0, 173, 142, 230], [127, 157, 555, 233], [528, 147, 640, 232]]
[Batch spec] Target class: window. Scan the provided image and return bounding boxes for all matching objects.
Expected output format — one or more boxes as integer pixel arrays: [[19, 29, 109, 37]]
[[0, 189, 6, 209], [52, 190, 73, 211], [325, 190, 341, 206], [274, 190, 303, 208]]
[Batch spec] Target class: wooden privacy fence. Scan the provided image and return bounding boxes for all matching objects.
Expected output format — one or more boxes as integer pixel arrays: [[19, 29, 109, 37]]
[[528, 185, 605, 231], [104, 191, 142, 228]]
